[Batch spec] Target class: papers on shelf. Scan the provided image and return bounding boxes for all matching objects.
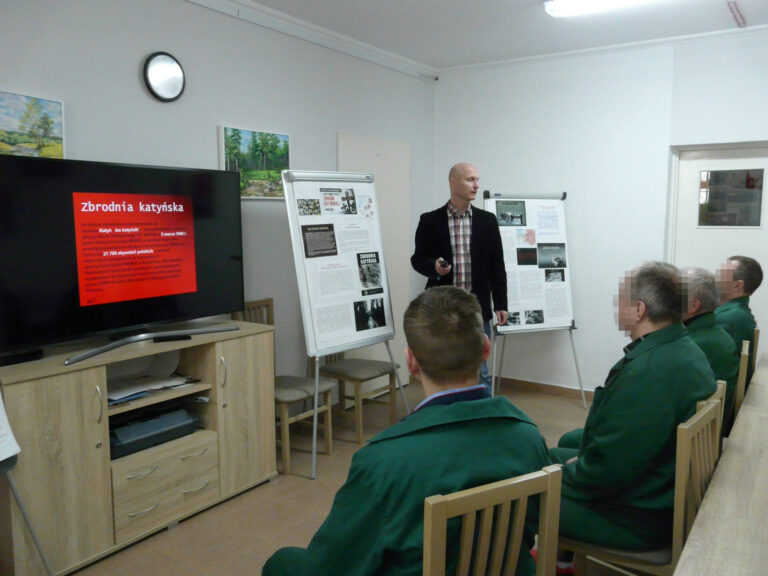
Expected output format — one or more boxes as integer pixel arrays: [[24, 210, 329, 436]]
[[107, 374, 192, 403], [0, 393, 21, 462]]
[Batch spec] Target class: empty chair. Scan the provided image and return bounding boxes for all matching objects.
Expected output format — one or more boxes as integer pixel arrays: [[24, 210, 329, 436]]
[[423, 464, 562, 576], [234, 298, 333, 475], [558, 401, 720, 576], [319, 353, 398, 444]]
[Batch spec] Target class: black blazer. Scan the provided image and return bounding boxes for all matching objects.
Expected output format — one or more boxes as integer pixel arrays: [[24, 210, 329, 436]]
[[411, 205, 507, 321]]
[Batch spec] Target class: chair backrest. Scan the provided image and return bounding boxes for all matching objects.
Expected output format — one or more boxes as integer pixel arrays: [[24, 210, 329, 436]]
[[733, 340, 750, 419], [670, 401, 719, 564], [423, 464, 562, 576], [697, 380, 725, 456], [233, 298, 274, 326], [752, 328, 760, 373]]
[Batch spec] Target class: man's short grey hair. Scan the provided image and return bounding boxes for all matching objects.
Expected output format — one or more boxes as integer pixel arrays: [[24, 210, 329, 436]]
[[630, 261, 682, 323], [681, 267, 719, 313]]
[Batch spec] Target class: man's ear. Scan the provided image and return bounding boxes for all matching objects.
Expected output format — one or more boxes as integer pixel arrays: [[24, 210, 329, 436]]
[[636, 300, 647, 322], [690, 297, 702, 316], [481, 334, 491, 362], [405, 348, 420, 376], [734, 278, 746, 295]]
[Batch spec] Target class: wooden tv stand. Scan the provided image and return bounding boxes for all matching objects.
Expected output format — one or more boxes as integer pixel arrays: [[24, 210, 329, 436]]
[[0, 320, 276, 576]]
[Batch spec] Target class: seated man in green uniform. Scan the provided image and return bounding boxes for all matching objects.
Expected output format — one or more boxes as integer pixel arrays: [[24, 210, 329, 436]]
[[262, 286, 551, 576], [681, 267, 739, 434], [550, 261, 715, 551], [715, 255, 762, 384]]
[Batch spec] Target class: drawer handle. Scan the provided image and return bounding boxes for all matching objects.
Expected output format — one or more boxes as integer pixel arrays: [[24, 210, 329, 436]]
[[182, 480, 210, 495], [180, 447, 208, 461], [125, 466, 158, 480], [127, 501, 160, 518]]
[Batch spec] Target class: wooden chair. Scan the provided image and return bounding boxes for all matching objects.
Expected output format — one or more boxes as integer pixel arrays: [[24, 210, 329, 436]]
[[559, 401, 720, 576], [733, 340, 750, 422], [752, 328, 760, 374], [234, 299, 333, 475], [318, 353, 398, 444], [423, 464, 562, 576], [697, 379, 725, 458]]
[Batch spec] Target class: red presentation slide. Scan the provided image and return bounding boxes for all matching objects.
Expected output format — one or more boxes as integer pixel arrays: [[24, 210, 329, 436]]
[[72, 192, 197, 306]]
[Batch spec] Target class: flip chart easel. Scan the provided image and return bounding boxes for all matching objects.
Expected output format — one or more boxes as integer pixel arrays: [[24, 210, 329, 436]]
[[282, 170, 410, 478]]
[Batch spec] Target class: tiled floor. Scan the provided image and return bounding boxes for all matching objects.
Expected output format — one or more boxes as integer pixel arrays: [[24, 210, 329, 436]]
[[71, 381, 613, 576]]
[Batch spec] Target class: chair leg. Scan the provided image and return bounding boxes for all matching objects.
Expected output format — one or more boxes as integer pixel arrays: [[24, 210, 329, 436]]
[[323, 389, 333, 455], [354, 381, 364, 443], [279, 403, 291, 475], [388, 372, 397, 424]]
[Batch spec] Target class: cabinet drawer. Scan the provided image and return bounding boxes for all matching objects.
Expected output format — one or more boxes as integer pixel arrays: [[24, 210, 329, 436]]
[[112, 430, 219, 542]]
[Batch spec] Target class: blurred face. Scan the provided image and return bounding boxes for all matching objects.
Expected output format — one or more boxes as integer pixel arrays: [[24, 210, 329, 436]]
[[716, 260, 739, 303], [614, 275, 637, 335], [449, 164, 479, 206]]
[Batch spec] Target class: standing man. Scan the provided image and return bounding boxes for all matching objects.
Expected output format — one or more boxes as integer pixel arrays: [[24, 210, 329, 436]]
[[681, 267, 739, 433], [411, 163, 507, 391], [550, 262, 715, 552], [715, 255, 762, 383], [262, 287, 550, 576]]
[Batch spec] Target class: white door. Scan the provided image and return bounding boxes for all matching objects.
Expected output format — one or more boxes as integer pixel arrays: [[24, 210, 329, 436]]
[[337, 133, 410, 386], [670, 145, 768, 330]]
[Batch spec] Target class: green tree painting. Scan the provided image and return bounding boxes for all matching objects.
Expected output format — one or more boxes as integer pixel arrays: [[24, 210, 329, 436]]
[[223, 126, 289, 199], [0, 91, 64, 158]]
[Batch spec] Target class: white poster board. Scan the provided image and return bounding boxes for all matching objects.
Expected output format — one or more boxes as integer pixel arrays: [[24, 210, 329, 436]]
[[484, 192, 575, 334], [282, 171, 395, 357]]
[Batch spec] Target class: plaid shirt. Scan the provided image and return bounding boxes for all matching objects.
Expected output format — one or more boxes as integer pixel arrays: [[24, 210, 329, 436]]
[[446, 202, 472, 292]]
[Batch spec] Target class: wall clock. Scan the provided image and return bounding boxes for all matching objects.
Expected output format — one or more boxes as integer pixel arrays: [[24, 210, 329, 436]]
[[143, 52, 185, 102]]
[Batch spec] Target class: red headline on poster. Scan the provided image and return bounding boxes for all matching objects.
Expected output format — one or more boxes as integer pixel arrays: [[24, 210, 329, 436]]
[[72, 192, 197, 307]]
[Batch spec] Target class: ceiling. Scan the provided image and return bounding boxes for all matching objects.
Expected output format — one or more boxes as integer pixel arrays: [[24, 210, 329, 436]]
[[218, 0, 768, 70]]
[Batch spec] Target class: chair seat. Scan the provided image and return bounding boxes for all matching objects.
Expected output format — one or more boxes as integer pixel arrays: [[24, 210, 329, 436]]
[[560, 537, 671, 566], [320, 359, 398, 381], [275, 375, 336, 403]]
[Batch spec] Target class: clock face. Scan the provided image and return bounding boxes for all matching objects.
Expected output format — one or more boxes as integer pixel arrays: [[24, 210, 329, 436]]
[[144, 52, 185, 102]]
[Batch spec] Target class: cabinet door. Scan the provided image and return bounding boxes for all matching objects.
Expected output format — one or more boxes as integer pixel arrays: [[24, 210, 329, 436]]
[[217, 333, 276, 496], [3, 368, 113, 575]]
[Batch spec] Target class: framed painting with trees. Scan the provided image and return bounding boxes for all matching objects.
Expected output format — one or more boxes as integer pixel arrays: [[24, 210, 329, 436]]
[[220, 126, 290, 199], [0, 91, 64, 158]]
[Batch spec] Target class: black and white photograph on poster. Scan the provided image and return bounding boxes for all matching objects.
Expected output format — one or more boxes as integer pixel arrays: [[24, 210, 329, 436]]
[[545, 269, 565, 283], [517, 247, 538, 266], [537, 243, 567, 268], [297, 198, 321, 216], [357, 251, 383, 295], [505, 312, 521, 326], [320, 188, 358, 215], [354, 297, 386, 331], [525, 309, 544, 325], [496, 200, 527, 226], [301, 224, 338, 258], [341, 188, 357, 215]]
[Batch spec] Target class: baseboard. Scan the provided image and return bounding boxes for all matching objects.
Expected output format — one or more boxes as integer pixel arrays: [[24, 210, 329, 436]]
[[498, 377, 594, 401]]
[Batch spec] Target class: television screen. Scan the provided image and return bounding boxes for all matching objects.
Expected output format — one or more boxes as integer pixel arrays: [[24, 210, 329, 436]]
[[0, 155, 244, 357]]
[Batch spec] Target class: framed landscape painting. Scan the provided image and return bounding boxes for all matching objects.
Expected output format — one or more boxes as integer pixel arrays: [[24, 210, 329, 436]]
[[0, 90, 64, 158], [220, 126, 290, 199]]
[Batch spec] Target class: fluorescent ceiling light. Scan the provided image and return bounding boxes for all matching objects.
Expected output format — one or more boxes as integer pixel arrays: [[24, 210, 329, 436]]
[[544, 0, 663, 18]]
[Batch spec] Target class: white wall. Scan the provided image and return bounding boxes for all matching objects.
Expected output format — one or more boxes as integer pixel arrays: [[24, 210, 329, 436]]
[[0, 0, 434, 376], [434, 30, 768, 391]]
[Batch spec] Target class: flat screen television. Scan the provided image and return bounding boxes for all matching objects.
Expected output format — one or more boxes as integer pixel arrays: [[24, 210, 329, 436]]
[[0, 155, 244, 364]]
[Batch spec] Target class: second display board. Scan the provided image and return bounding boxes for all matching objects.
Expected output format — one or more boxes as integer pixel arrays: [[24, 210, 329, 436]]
[[484, 192, 574, 334]]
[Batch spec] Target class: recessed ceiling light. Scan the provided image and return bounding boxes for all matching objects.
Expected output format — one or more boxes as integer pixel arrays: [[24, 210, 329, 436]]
[[544, 0, 664, 18]]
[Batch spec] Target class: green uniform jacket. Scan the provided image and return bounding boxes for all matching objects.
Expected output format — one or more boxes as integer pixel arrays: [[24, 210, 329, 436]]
[[262, 397, 550, 576], [685, 312, 739, 418], [715, 296, 756, 381], [562, 324, 715, 511]]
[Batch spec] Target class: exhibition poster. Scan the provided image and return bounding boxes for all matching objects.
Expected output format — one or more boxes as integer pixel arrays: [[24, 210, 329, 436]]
[[285, 175, 393, 356], [488, 196, 574, 333]]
